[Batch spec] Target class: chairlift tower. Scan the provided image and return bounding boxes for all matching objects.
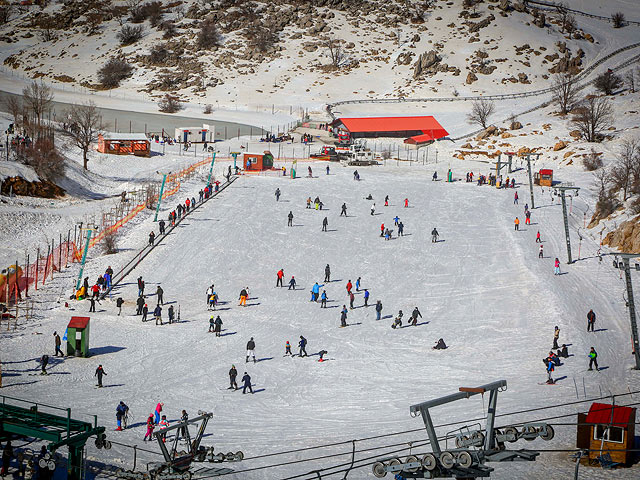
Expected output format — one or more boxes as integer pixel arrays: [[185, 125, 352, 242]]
[[553, 184, 580, 264], [523, 153, 541, 210], [613, 254, 640, 370], [371, 380, 554, 478], [494, 154, 513, 177]]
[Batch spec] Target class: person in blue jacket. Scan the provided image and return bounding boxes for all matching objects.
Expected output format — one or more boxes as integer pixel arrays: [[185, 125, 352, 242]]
[[298, 336, 308, 357], [242, 372, 253, 394], [363, 289, 370, 307], [288, 276, 296, 290], [340, 306, 348, 327], [116, 401, 129, 431], [311, 282, 323, 301], [320, 290, 328, 308]]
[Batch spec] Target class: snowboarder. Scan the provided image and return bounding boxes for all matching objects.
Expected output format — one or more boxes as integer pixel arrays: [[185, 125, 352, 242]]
[[214, 316, 223, 337], [410, 307, 422, 326], [298, 336, 308, 357], [375, 300, 382, 320], [288, 211, 294, 227], [514, 217, 520, 231], [392, 310, 403, 329], [553, 326, 560, 350], [116, 401, 129, 431], [144, 414, 155, 441], [116, 297, 124, 316], [156, 286, 164, 305], [363, 289, 370, 307], [154, 305, 162, 325], [40, 354, 49, 375], [536, 231, 541, 243], [53, 332, 63, 357], [277, 269, 284, 287], [371, 203, 376, 216], [384, 195, 389, 206], [320, 290, 328, 308], [340, 203, 347, 216], [554, 258, 561, 275], [431, 228, 439, 243], [588, 347, 599, 371], [349, 291, 355, 309], [95, 365, 106, 387], [325, 264, 331, 282], [242, 372, 253, 394], [318, 350, 328, 362], [288, 276, 297, 290], [433, 338, 447, 350], [209, 316, 215, 333], [398, 222, 404, 236], [356, 277, 361, 291], [340, 306, 348, 327], [322, 217, 328, 232], [246, 338, 256, 363], [539, 244, 544, 258], [587, 309, 596, 332], [229, 365, 238, 389], [514, 191, 519, 204], [275, 188, 281, 201], [239, 287, 248, 306], [285, 341, 292, 356], [154, 403, 164, 424], [404, 198, 409, 208]]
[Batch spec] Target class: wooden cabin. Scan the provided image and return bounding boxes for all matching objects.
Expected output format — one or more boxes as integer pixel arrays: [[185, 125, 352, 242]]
[[97, 133, 150, 157], [576, 402, 636, 466], [243, 151, 274, 171], [534, 169, 553, 187], [66, 316, 91, 357]]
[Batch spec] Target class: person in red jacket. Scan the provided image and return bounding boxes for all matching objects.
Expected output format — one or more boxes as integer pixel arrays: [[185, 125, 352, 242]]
[[346, 280, 352, 294], [276, 269, 284, 287], [380, 223, 385, 237]]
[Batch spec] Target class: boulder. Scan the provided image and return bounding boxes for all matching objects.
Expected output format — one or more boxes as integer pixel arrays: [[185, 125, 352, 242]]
[[569, 129, 581, 139], [413, 50, 442, 78], [510, 121, 522, 130], [466, 72, 478, 84], [553, 141, 568, 151], [534, 13, 545, 28]]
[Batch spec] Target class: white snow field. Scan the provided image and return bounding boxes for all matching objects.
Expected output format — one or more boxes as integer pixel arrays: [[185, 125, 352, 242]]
[[2, 161, 639, 479]]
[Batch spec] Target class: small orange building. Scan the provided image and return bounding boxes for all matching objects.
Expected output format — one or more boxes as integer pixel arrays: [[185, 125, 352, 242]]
[[534, 169, 553, 187], [243, 151, 274, 171], [577, 402, 636, 466], [98, 133, 150, 157]]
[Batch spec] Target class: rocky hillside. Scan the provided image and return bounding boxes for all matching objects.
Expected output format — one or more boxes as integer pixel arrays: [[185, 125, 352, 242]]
[[0, 0, 623, 108]]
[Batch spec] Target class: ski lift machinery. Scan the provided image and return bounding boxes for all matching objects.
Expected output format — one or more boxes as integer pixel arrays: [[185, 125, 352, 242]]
[[371, 381, 554, 478], [116, 412, 243, 480]]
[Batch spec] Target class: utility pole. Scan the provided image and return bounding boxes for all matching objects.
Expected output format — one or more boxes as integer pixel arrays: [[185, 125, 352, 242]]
[[620, 255, 640, 370], [154, 172, 168, 222], [524, 153, 541, 209], [206, 152, 217, 186], [554, 184, 580, 264], [75, 226, 96, 291]]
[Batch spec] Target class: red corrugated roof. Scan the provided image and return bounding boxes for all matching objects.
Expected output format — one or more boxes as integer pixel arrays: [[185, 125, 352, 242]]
[[338, 116, 448, 137], [68, 316, 90, 329], [404, 132, 435, 145], [539, 169, 553, 175], [585, 403, 634, 427]]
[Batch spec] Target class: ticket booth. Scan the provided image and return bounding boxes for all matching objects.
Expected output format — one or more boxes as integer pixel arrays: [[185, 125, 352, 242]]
[[243, 151, 274, 171], [534, 169, 553, 187], [66, 316, 91, 357]]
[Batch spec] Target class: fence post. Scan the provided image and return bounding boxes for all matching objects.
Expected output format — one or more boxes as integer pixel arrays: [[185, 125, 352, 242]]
[[43, 245, 49, 286], [25, 254, 29, 297], [35, 248, 39, 290], [59, 233, 62, 272], [14, 259, 18, 304], [66, 230, 70, 267]]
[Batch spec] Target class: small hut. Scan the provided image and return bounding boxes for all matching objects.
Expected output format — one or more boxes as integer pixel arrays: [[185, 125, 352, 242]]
[[97, 133, 150, 157], [534, 169, 553, 187], [66, 316, 91, 357], [243, 151, 274, 171], [576, 402, 636, 466]]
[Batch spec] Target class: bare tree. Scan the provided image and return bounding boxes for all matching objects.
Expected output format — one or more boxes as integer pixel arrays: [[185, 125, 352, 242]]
[[467, 98, 495, 129], [4, 95, 22, 129], [325, 37, 346, 68], [58, 102, 104, 170], [158, 94, 183, 113], [571, 96, 613, 143], [612, 12, 625, 28], [625, 70, 635, 93], [610, 139, 640, 201], [22, 80, 53, 132], [556, 2, 569, 32], [563, 14, 577, 34], [197, 17, 221, 50], [594, 70, 622, 95], [0, 5, 14, 24], [117, 24, 144, 45], [593, 166, 618, 220], [552, 72, 578, 114], [583, 147, 603, 171]]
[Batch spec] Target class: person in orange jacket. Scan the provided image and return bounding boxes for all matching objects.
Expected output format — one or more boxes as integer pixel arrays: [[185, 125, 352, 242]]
[[276, 269, 284, 287], [514, 217, 520, 231]]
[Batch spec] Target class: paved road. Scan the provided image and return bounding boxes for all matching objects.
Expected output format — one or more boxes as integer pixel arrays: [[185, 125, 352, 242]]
[[0, 90, 265, 139]]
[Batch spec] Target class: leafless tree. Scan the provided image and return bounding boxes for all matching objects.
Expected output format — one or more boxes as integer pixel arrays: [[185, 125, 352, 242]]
[[594, 70, 622, 95], [158, 94, 183, 113], [203, 104, 213, 114], [0, 5, 14, 24], [102, 230, 119, 254], [22, 80, 53, 132], [612, 12, 625, 28], [593, 166, 618, 220], [246, 26, 277, 54], [571, 96, 613, 143], [117, 24, 144, 45], [58, 102, 104, 170], [4, 95, 22, 128], [15, 137, 66, 182], [625, 70, 635, 93], [583, 148, 603, 171], [610, 139, 640, 201], [552, 72, 578, 114], [563, 14, 577, 33], [197, 17, 221, 50], [98, 57, 134, 88], [467, 98, 495, 129], [325, 37, 346, 68], [556, 2, 569, 32]]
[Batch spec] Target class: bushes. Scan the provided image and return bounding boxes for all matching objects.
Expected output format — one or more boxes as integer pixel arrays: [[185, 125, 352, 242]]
[[149, 44, 170, 65], [130, 1, 163, 24], [160, 20, 178, 39], [612, 12, 625, 28], [158, 94, 183, 113], [583, 148, 603, 171], [197, 18, 221, 50], [594, 70, 622, 95], [203, 104, 213, 114], [17, 138, 65, 183], [98, 57, 134, 88], [102, 230, 119, 255], [117, 24, 144, 46]]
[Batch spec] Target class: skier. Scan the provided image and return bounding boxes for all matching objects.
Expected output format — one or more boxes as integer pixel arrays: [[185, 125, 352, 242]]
[[340, 305, 348, 327], [89, 296, 97, 313], [179, 410, 189, 439], [356, 277, 361, 291], [209, 290, 217, 310], [340, 203, 347, 216], [539, 244, 544, 258], [431, 228, 439, 243], [353, 170, 359, 180], [156, 285, 164, 305], [275, 188, 281, 201], [239, 287, 248, 306], [229, 365, 238, 389], [349, 291, 355, 309], [143, 414, 155, 441], [311, 282, 321, 301], [136, 296, 144, 315], [588, 347, 599, 371], [432, 172, 437, 181], [40, 354, 49, 375], [554, 258, 561, 275], [299, 336, 308, 357], [288, 211, 294, 227], [116, 297, 124, 316], [410, 307, 422, 326], [214, 316, 223, 337], [398, 222, 404, 236], [154, 403, 164, 424], [209, 316, 215, 333], [137, 276, 145, 297], [587, 309, 596, 332], [154, 305, 162, 325], [206, 285, 213, 305], [392, 310, 403, 329], [53, 331, 63, 357], [288, 276, 297, 290], [433, 338, 447, 350], [375, 300, 383, 320], [393, 215, 400, 226], [546, 357, 555, 384], [318, 350, 328, 362], [158, 416, 170, 443], [371, 203, 376, 216], [514, 191, 519, 204], [363, 289, 370, 307], [525, 210, 531, 225], [246, 337, 256, 363], [306, 197, 311, 209], [553, 326, 560, 350], [514, 217, 520, 231], [116, 401, 129, 431], [326, 165, 330, 175], [404, 198, 409, 208], [285, 341, 292, 356], [95, 364, 107, 387], [384, 195, 389, 206], [322, 216, 328, 232], [168, 305, 175, 323], [536, 231, 541, 243], [380, 223, 385, 237], [320, 290, 328, 308], [242, 372, 253, 394], [276, 269, 284, 287], [325, 264, 331, 282], [385, 228, 391, 241], [308, 166, 313, 178]]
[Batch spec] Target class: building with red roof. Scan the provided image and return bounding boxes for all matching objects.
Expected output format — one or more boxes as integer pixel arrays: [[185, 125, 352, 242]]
[[331, 116, 448, 143], [576, 402, 635, 465]]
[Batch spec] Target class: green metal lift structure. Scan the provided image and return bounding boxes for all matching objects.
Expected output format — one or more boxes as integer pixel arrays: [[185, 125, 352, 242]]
[[0, 395, 105, 480]]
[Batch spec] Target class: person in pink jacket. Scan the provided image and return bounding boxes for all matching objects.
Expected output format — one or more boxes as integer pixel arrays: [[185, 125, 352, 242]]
[[154, 402, 164, 424], [554, 258, 561, 275], [143, 413, 155, 441]]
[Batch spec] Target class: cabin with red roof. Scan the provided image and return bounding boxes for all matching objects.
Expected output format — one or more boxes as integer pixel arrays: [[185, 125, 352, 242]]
[[331, 116, 448, 144]]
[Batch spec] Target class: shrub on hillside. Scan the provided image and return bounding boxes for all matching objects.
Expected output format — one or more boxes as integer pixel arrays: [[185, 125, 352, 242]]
[[196, 18, 221, 50], [158, 94, 183, 113], [117, 24, 144, 46], [16, 138, 65, 183], [594, 70, 622, 95], [98, 57, 134, 88], [612, 12, 625, 28], [583, 148, 603, 171]]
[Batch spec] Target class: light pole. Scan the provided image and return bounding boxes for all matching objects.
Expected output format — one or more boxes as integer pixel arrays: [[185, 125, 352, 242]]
[[554, 184, 580, 264]]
